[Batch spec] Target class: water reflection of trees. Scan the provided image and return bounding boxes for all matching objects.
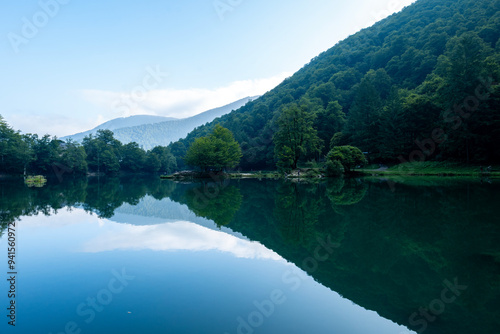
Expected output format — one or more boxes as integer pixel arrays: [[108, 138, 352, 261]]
[[2, 176, 499, 334], [0, 176, 165, 225], [184, 183, 243, 227], [274, 182, 323, 246], [225, 179, 500, 334]]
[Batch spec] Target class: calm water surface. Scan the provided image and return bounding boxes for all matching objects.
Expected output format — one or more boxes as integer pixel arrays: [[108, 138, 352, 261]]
[[0, 176, 499, 334]]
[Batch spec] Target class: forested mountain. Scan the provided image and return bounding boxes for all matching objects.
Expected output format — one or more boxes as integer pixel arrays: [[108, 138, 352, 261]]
[[171, 0, 500, 170], [65, 96, 258, 150], [63, 115, 177, 142]]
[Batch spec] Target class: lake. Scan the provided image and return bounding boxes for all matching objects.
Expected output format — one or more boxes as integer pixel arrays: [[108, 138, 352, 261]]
[[1, 175, 499, 334]]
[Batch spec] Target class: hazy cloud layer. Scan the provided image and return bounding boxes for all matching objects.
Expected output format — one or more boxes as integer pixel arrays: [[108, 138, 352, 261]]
[[7, 73, 290, 138]]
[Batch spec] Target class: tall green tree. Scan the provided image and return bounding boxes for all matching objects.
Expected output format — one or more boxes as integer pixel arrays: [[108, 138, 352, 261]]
[[185, 125, 242, 171], [0, 116, 33, 174], [274, 104, 322, 171], [345, 76, 382, 156], [83, 130, 122, 174], [30, 135, 63, 174], [121, 142, 147, 172], [327, 146, 366, 173], [437, 32, 494, 162], [60, 140, 88, 174], [169, 141, 187, 169], [315, 101, 346, 155], [150, 146, 177, 174]]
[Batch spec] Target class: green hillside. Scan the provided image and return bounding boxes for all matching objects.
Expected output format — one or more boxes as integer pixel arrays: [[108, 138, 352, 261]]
[[171, 0, 500, 170]]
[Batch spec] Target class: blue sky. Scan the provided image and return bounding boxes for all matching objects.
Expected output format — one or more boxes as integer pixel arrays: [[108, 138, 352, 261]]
[[1, 0, 416, 137]]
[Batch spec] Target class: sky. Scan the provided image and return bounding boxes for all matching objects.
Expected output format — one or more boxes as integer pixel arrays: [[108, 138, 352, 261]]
[[1, 0, 417, 137]]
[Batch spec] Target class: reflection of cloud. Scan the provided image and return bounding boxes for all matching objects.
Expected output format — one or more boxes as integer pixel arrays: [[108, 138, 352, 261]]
[[82, 221, 284, 261], [17, 207, 104, 228]]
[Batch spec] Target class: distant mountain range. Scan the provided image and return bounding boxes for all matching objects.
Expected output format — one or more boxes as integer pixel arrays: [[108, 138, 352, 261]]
[[63, 96, 259, 149]]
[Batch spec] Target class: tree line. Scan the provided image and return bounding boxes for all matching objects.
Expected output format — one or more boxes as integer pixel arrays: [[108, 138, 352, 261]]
[[0, 118, 177, 176]]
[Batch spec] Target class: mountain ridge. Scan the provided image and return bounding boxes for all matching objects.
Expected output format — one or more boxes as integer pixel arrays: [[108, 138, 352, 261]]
[[64, 96, 259, 149], [63, 115, 178, 142]]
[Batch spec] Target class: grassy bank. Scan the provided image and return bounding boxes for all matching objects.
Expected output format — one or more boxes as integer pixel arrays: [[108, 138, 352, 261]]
[[359, 162, 500, 177], [161, 162, 500, 180], [162, 169, 324, 180]]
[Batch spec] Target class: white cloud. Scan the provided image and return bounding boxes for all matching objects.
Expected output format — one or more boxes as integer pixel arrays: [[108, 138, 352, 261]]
[[80, 72, 292, 119], [5, 111, 99, 138]]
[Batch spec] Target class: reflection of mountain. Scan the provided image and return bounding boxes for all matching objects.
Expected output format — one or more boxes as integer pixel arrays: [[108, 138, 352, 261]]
[[111, 196, 209, 225], [184, 184, 243, 227], [218, 179, 500, 334], [2, 177, 499, 334], [109, 195, 246, 239], [81, 219, 282, 261]]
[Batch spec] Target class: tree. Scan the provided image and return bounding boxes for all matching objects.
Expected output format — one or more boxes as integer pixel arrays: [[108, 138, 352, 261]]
[[327, 146, 366, 173], [210, 124, 243, 169], [0, 116, 33, 174], [121, 142, 146, 172], [326, 159, 344, 177], [184, 125, 242, 171], [60, 140, 88, 174], [100, 150, 120, 174], [150, 146, 177, 174], [274, 104, 322, 171], [435, 32, 495, 163], [185, 185, 242, 227], [30, 135, 64, 174], [315, 101, 346, 155], [169, 141, 187, 170], [345, 76, 382, 155], [83, 130, 122, 174], [164, 0, 500, 169]]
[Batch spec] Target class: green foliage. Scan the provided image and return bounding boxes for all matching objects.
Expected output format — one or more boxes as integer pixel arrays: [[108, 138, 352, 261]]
[[315, 101, 346, 155], [185, 125, 242, 171], [274, 104, 322, 171], [273, 182, 321, 245], [4, 0, 500, 174], [150, 146, 177, 174], [2, 176, 499, 334], [83, 130, 122, 174], [0, 116, 176, 176], [0, 116, 32, 174], [121, 142, 147, 173], [327, 146, 367, 173], [60, 141, 88, 174], [169, 0, 500, 168], [24, 175, 47, 188], [326, 159, 344, 177], [184, 184, 243, 227]]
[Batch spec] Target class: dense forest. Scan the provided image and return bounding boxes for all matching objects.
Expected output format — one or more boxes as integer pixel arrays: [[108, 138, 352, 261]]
[[170, 0, 500, 170], [0, 116, 177, 176]]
